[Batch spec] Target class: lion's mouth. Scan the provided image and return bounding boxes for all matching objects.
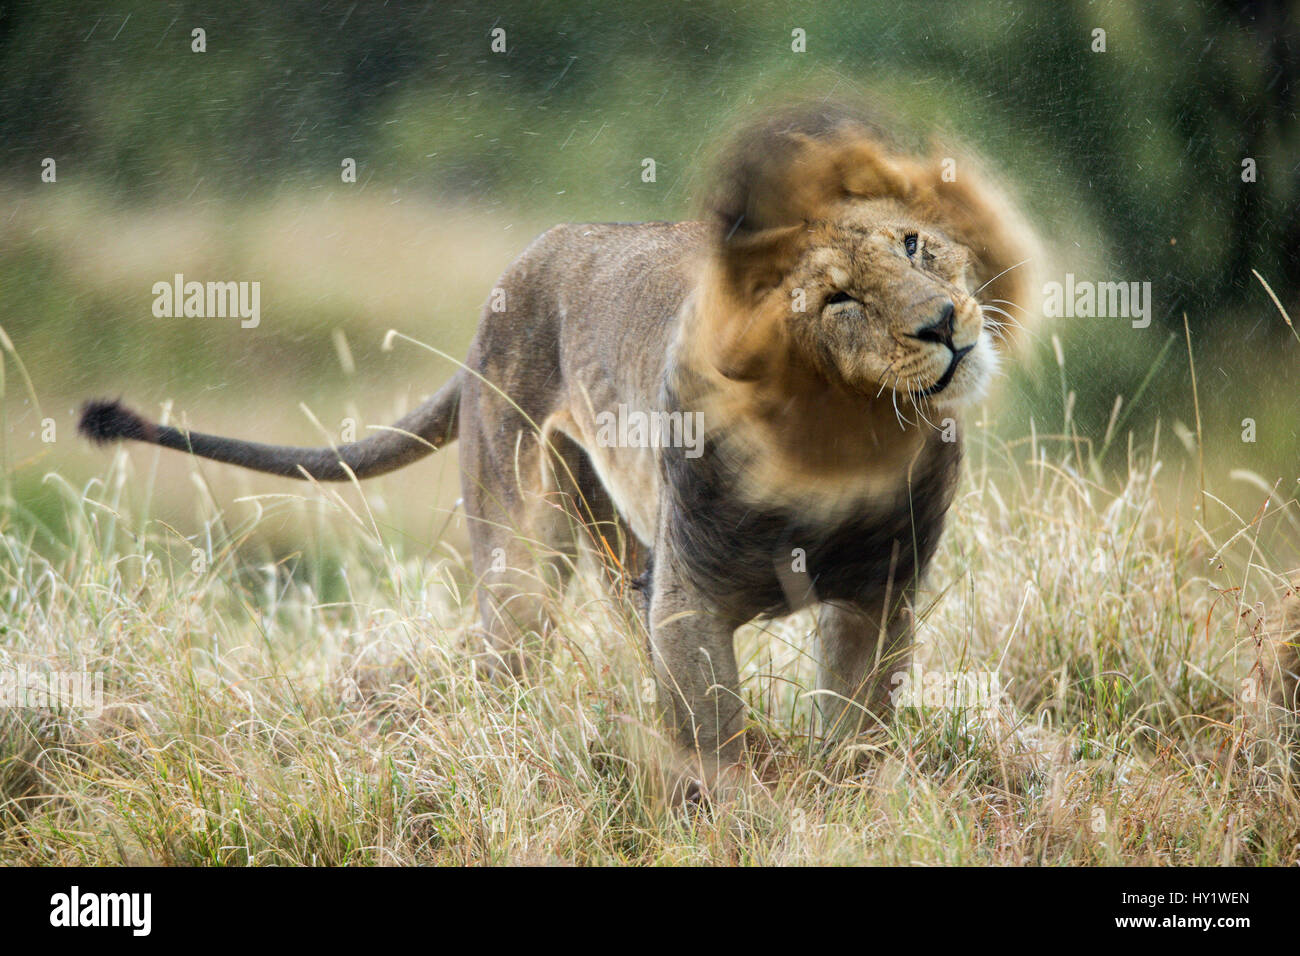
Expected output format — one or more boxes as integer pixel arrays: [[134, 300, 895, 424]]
[[919, 344, 975, 397]]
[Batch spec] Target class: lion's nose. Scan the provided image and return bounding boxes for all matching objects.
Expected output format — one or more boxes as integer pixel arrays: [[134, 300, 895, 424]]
[[911, 301, 956, 348]]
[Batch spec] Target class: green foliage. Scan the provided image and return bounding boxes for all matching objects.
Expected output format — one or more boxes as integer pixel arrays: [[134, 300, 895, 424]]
[[0, 0, 1295, 327]]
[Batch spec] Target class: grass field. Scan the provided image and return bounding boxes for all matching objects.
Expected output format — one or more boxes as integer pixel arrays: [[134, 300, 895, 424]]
[[2, 417, 1298, 865], [1, 191, 1298, 865]]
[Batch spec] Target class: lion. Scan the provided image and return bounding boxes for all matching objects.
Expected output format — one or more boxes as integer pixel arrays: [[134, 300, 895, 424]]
[[79, 104, 1040, 797]]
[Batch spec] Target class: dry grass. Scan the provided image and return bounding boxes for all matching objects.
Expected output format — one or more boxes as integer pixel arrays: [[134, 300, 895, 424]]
[[2, 418, 1298, 866], [1, 188, 1297, 865]]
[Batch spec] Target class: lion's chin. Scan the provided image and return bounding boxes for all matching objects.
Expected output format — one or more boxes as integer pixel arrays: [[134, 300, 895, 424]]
[[926, 343, 997, 409], [871, 340, 997, 412]]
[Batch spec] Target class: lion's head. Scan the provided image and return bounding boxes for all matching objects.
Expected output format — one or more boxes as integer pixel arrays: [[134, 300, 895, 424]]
[[692, 104, 1037, 419], [775, 203, 995, 408]]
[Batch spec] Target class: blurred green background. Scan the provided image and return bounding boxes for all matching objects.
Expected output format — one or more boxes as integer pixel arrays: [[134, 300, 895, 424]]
[[0, 0, 1296, 554]]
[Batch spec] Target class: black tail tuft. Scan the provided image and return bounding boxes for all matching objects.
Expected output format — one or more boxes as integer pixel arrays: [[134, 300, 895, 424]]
[[78, 399, 153, 445]]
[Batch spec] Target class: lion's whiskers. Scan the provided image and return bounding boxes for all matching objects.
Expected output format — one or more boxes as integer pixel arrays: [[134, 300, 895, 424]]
[[876, 360, 899, 398], [889, 372, 912, 429], [980, 305, 1019, 347], [909, 379, 940, 430], [971, 257, 1032, 298]]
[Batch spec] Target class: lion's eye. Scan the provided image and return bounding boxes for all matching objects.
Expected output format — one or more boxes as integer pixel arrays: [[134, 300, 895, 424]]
[[825, 290, 857, 306], [904, 233, 919, 258]]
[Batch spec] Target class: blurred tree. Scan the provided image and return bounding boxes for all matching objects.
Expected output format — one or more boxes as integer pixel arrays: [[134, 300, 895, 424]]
[[0, 0, 1294, 333]]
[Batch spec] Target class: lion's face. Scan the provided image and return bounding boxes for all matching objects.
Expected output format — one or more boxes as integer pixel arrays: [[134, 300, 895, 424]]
[[781, 199, 996, 410]]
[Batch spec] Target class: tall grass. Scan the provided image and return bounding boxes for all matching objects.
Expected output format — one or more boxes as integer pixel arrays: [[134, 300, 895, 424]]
[[2, 409, 1297, 865], [0, 191, 1296, 864]]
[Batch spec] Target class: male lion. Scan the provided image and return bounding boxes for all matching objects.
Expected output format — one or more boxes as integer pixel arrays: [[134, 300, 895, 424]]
[[80, 105, 1038, 796]]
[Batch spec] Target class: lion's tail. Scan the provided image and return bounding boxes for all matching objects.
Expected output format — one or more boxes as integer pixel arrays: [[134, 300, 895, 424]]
[[78, 371, 463, 481]]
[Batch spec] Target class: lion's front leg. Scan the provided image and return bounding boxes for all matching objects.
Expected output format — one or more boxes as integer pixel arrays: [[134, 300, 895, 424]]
[[815, 598, 915, 739], [647, 543, 745, 799]]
